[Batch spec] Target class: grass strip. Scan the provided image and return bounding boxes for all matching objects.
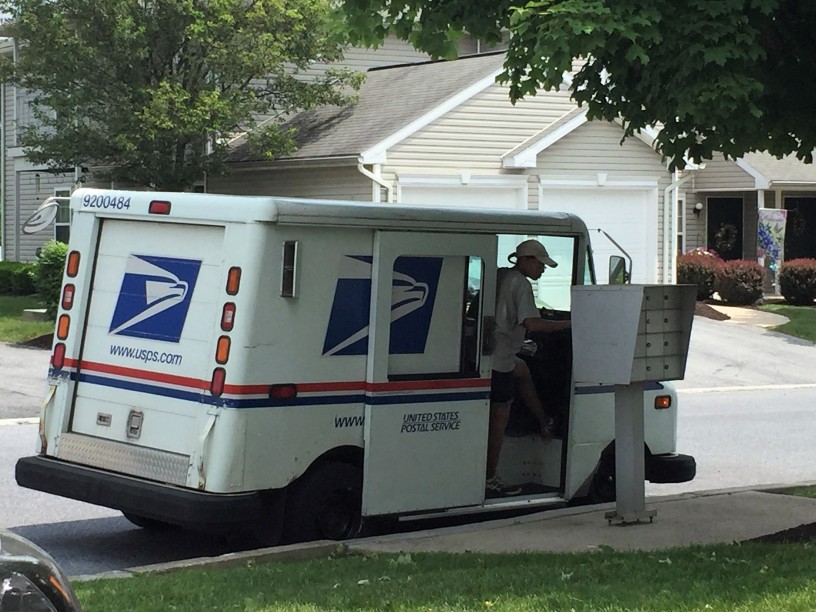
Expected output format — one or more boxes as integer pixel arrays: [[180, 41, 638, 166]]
[[760, 304, 816, 343], [74, 543, 816, 611], [0, 295, 53, 343]]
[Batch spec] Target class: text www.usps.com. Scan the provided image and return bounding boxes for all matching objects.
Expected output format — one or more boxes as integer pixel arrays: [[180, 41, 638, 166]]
[[109, 345, 183, 366]]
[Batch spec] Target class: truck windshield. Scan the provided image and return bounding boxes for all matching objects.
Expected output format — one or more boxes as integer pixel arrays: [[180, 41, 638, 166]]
[[497, 234, 578, 312]]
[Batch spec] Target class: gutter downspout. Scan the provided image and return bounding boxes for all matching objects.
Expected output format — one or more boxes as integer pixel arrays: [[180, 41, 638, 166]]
[[662, 171, 694, 284], [357, 162, 393, 203]]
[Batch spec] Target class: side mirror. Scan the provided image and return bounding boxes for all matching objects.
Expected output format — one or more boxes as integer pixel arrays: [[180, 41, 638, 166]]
[[608, 255, 629, 285], [0, 530, 82, 611]]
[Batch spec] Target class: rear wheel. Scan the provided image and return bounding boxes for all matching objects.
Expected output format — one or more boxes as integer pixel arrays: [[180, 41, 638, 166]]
[[281, 461, 363, 544]]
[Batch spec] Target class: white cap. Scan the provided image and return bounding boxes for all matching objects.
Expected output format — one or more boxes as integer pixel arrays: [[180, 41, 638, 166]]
[[510, 239, 558, 268]]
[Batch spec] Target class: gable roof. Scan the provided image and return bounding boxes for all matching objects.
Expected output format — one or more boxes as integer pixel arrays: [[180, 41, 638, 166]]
[[228, 52, 505, 165], [739, 152, 816, 185]]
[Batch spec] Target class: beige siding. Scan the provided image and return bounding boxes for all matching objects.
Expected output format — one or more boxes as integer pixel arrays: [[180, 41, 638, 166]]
[[208, 165, 372, 200], [385, 84, 576, 173], [689, 154, 756, 191], [537, 122, 672, 281]]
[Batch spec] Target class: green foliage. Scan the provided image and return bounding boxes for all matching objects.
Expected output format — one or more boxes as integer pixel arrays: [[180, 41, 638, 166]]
[[0, 261, 22, 294], [32, 240, 68, 319], [0, 0, 363, 190], [340, 0, 816, 169], [677, 251, 721, 300], [778, 258, 816, 306], [715, 259, 764, 305], [0, 261, 37, 295], [11, 263, 37, 296]]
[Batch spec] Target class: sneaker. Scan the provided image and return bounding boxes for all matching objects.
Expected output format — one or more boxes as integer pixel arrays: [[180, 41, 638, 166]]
[[485, 475, 522, 498]]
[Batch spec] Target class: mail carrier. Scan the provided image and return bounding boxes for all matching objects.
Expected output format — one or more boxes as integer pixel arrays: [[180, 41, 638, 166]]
[[16, 188, 695, 544]]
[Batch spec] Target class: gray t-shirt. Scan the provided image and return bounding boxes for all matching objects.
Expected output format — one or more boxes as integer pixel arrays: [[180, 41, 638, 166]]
[[492, 267, 539, 373]]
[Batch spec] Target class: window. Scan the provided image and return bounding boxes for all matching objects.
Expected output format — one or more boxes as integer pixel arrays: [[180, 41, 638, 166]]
[[497, 234, 578, 312], [54, 188, 71, 243]]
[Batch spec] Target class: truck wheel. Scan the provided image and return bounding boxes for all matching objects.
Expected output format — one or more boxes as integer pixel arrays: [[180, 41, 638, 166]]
[[281, 461, 363, 544], [122, 512, 176, 530], [587, 461, 616, 503]]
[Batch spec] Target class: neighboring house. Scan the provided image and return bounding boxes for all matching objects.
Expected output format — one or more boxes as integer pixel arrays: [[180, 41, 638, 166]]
[[214, 52, 681, 284], [3, 35, 814, 288]]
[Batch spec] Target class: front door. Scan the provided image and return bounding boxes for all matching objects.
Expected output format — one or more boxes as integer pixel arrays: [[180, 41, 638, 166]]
[[362, 231, 496, 516], [707, 197, 744, 260]]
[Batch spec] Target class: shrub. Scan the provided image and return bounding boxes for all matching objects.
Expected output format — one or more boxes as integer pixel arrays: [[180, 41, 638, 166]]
[[715, 260, 764, 305], [11, 263, 37, 296], [779, 259, 816, 305], [0, 261, 22, 294], [677, 250, 722, 300], [32, 240, 68, 319]]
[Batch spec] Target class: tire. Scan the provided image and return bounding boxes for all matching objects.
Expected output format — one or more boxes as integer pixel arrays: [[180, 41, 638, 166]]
[[281, 461, 363, 544], [122, 512, 177, 531], [587, 460, 616, 503], [646, 453, 696, 483]]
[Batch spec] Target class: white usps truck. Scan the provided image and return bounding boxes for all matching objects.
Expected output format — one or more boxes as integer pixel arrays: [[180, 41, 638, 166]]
[[16, 188, 695, 544]]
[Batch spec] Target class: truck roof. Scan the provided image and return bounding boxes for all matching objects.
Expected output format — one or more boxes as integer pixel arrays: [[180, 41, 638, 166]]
[[72, 188, 589, 236]]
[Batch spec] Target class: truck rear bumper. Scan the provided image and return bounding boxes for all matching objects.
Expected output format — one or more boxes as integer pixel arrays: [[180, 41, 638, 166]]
[[16, 455, 268, 530]]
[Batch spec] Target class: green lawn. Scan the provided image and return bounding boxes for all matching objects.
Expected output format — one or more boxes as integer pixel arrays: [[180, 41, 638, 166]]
[[760, 304, 816, 343], [0, 295, 53, 343], [74, 544, 816, 612]]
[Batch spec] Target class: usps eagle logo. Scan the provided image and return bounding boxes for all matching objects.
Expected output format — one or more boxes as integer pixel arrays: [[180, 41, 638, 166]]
[[109, 254, 202, 343], [322, 255, 442, 356]]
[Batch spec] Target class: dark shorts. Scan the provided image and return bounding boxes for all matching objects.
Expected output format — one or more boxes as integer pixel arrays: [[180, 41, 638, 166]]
[[490, 369, 514, 403]]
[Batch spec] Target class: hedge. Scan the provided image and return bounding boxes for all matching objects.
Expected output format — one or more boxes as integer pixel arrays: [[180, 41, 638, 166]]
[[677, 249, 722, 300], [779, 259, 816, 305], [715, 259, 764, 305]]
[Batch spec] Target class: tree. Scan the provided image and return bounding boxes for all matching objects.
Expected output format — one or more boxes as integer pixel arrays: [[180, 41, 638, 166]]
[[340, 0, 815, 169], [0, 0, 363, 190]]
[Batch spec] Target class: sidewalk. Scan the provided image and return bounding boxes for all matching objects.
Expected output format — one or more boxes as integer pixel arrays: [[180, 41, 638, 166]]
[[99, 484, 816, 582], [707, 303, 789, 328]]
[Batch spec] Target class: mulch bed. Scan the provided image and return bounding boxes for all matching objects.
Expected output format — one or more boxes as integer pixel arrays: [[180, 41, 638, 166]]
[[695, 301, 731, 321], [748, 522, 816, 544], [18, 333, 54, 350]]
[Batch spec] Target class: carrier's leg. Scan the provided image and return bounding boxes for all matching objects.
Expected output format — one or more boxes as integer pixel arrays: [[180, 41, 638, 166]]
[[514, 360, 554, 438], [486, 400, 511, 480]]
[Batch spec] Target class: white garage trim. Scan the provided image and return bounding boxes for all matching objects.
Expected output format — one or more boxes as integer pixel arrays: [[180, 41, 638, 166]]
[[538, 178, 658, 189], [397, 174, 528, 210]]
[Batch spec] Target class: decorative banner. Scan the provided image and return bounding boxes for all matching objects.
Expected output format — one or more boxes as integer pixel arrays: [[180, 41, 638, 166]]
[[757, 208, 787, 269]]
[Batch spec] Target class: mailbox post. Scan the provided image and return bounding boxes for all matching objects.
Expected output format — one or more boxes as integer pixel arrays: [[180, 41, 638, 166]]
[[571, 284, 696, 524]]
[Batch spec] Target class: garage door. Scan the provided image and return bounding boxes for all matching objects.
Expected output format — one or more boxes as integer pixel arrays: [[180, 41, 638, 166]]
[[540, 188, 657, 284], [400, 185, 524, 210]]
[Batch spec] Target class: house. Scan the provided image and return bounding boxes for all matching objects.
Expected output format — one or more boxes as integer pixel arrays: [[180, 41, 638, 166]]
[[3, 36, 814, 289]]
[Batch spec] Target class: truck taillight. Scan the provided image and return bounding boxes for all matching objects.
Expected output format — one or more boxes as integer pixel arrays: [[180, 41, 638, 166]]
[[51, 343, 66, 369], [215, 336, 231, 364], [211, 368, 226, 396], [149, 200, 171, 215], [226, 267, 241, 295], [221, 303, 235, 331], [66, 251, 80, 277], [56, 315, 70, 340], [655, 395, 672, 409], [61, 284, 75, 310]]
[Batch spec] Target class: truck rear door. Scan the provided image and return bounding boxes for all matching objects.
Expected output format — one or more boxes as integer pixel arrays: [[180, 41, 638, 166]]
[[65, 218, 224, 461]]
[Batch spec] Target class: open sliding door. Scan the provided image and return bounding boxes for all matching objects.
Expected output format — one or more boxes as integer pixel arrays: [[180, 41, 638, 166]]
[[362, 231, 496, 516]]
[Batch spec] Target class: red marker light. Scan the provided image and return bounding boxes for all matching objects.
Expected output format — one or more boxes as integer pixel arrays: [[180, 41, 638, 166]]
[[149, 200, 171, 215]]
